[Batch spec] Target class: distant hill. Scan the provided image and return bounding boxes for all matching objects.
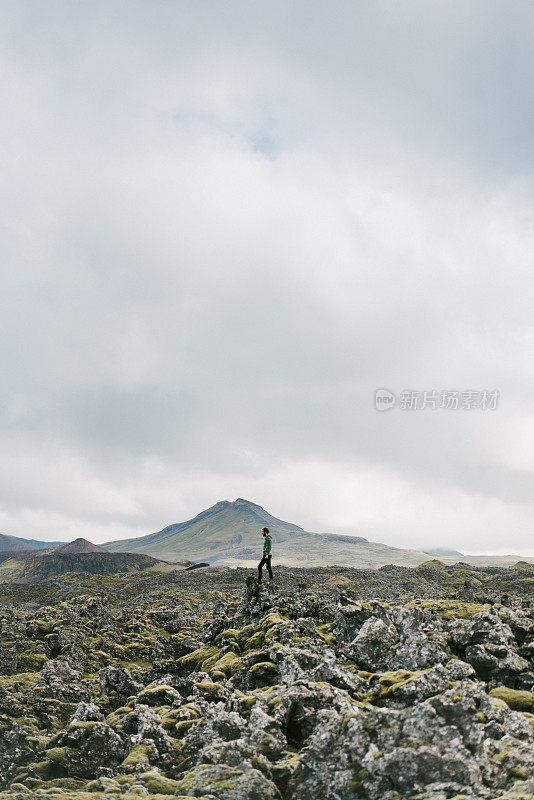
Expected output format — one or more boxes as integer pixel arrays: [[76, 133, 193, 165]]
[[512, 561, 534, 572], [0, 537, 107, 561], [0, 552, 165, 583], [0, 533, 64, 552], [424, 548, 463, 556], [104, 498, 480, 568], [54, 538, 107, 554]]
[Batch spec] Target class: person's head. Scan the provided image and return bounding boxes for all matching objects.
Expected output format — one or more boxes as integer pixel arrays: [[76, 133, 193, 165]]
[[262, 527, 269, 538]]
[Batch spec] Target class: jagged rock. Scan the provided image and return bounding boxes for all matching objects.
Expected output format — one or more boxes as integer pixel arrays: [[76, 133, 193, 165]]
[[176, 763, 280, 799], [345, 615, 399, 669], [0, 724, 34, 789], [99, 665, 142, 700], [288, 678, 534, 800], [37, 659, 91, 702], [49, 702, 126, 778], [0, 647, 18, 675]]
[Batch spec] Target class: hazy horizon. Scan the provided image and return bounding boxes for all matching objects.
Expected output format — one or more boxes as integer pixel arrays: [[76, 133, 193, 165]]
[[1, 2, 533, 557]]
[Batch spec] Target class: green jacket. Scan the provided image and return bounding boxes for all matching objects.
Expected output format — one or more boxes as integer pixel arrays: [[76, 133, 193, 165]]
[[263, 534, 272, 556]]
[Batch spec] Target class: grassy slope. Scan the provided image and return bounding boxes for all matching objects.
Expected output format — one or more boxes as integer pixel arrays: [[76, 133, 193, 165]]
[[0, 533, 62, 552]]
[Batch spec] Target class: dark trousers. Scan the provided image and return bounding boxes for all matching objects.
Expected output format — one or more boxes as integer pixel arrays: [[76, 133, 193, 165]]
[[258, 554, 273, 581]]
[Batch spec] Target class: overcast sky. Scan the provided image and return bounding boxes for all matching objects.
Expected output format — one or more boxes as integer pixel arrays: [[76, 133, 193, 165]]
[[1, 1, 533, 554]]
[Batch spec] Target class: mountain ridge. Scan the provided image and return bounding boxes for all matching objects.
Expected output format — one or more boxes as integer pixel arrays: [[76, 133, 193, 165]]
[[0, 533, 64, 552]]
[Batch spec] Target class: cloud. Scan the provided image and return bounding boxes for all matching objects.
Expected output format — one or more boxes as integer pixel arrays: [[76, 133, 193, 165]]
[[0, 1, 533, 554]]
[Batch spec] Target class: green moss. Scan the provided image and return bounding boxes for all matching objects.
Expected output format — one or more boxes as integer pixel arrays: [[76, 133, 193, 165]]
[[27, 735, 49, 751], [169, 738, 184, 757], [122, 743, 156, 766], [250, 661, 277, 675], [326, 575, 352, 586], [180, 644, 220, 671], [10, 770, 30, 785], [115, 773, 136, 786], [154, 704, 171, 716], [489, 697, 509, 712], [1, 791, 182, 800], [489, 688, 534, 712], [237, 696, 257, 715], [18, 651, 48, 671], [174, 719, 196, 737], [508, 766, 529, 780], [236, 624, 255, 642], [375, 669, 428, 699], [279, 750, 300, 768], [257, 732, 276, 755], [69, 720, 99, 731], [210, 651, 243, 677], [45, 746, 68, 762], [137, 684, 181, 705], [267, 695, 282, 711], [194, 680, 225, 696], [405, 598, 490, 620], [0, 671, 40, 691], [29, 759, 51, 779], [93, 649, 113, 662], [215, 627, 247, 647], [35, 620, 59, 635], [165, 703, 201, 719], [106, 705, 131, 728], [317, 623, 337, 647], [258, 611, 287, 632], [139, 770, 182, 795], [245, 631, 265, 650], [176, 764, 243, 793]]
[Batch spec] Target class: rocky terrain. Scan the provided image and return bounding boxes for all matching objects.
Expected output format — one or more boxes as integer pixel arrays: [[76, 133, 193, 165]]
[[0, 561, 533, 800]]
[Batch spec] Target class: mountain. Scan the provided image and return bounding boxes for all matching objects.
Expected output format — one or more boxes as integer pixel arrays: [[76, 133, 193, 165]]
[[54, 538, 107, 554], [103, 498, 473, 568], [424, 548, 463, 556], [0, 552, 165, 583], [105, 499, 534, 568], [0, 533, 64, 552]]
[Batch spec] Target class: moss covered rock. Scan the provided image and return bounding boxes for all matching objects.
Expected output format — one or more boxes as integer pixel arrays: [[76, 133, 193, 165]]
[[489, 687, 534, 712]]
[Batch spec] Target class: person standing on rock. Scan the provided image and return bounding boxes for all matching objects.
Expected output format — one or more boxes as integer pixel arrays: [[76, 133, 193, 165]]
[[257, 527, 273, 583]]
